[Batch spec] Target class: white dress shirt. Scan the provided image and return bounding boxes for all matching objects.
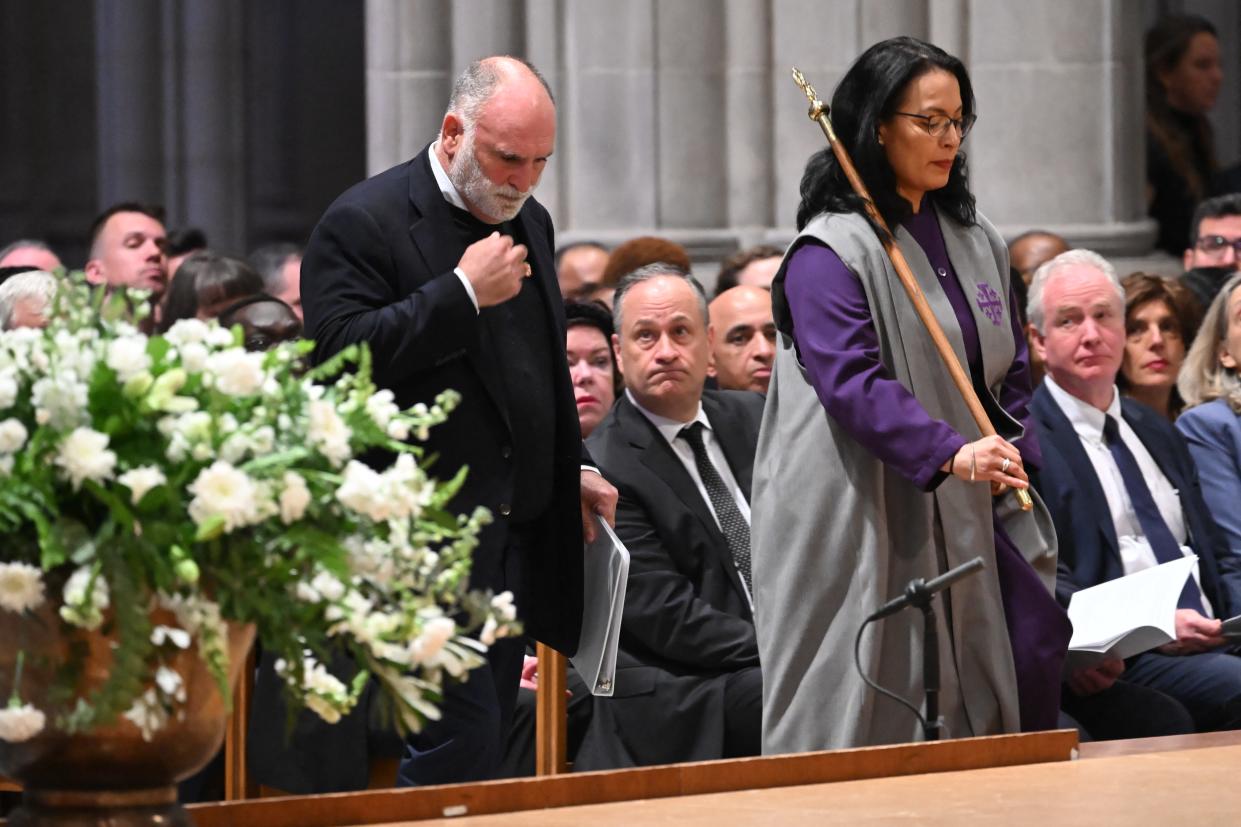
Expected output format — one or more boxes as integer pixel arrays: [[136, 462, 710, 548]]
[[628, 391, 753, 606], [1044, 376, 1211, 615]]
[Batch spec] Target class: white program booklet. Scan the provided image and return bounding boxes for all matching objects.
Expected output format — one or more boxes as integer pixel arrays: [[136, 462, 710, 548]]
[[570, 513, 629, 697], [1064, 555, 1197, 673]]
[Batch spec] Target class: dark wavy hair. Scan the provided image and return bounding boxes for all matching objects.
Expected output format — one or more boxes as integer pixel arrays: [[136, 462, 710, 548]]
[[796, 36, 976, 235], [158, 251, 264, 332]]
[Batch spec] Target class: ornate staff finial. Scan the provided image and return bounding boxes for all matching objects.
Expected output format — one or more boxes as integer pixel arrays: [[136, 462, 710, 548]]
[[791, 67, 818, 105]]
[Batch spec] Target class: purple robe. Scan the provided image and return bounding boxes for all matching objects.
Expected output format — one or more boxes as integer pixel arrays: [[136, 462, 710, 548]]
[[784, 205, 1069, 733]]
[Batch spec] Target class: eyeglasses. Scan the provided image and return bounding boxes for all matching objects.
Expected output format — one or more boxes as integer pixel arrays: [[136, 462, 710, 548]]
[[895, 112, 976, 139], [1194, 235, 1241, 257]]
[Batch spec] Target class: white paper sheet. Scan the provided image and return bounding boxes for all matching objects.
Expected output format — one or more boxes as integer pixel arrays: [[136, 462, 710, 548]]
[[570, 513, 629, 697], [1064, 555, 1197, 673]]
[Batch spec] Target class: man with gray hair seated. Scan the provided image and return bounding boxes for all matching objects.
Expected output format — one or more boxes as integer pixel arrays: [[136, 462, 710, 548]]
[[0, 239, 62, 273], [1028, 248, 1241, 734], [580, 262, 764, 767], [0, 270, 57, 330]]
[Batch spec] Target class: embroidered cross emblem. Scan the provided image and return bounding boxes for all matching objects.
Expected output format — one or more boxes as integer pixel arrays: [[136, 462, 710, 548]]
[[975, 283, 1004, 326]]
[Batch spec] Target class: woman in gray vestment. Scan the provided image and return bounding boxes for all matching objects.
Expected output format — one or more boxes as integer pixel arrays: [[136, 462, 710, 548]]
[[751, 37, 1071, 753]]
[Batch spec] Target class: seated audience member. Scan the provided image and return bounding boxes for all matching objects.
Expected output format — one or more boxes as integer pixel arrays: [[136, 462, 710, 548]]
[[217, 293, 302, 351], [565, 300, 620, 437], [250, 242, 304, 321], [1118, 273, 1200, 419], [1009, 230, 1069, 287], [708, 285, 775, 393], [713, 244, 783, 296], [556, 241, 609, 300], [579, 282, 618, 310], [599, 236, 692, 291], [84, 202, 170, 298], [0, 270, 57, 330], [0, 238, 62, 272], [1028, 249, 1241, 732], [1010, 231, 1070, 387], [1181, 193, 1241, 309], [580, 264, 763, 768], [1178, 272, 1241, 555], [1146, 14, 1223, 257], [0, 266, 39, 287], [157, 252, 264, 332], [165, 227, 208, 278]]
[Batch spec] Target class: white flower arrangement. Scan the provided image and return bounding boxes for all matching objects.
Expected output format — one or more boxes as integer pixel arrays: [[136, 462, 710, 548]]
[[0, 276, 514, 744]]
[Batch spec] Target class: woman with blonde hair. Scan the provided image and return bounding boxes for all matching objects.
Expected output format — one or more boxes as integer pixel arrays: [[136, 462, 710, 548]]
[[1176, 272, 1241, 553]]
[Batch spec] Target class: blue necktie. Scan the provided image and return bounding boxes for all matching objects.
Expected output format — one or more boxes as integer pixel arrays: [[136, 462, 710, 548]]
[[1102, 415, 1203, 612]]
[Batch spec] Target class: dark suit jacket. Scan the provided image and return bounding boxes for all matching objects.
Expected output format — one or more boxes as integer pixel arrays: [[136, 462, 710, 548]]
[[1030, 383, 1241, 615], [253, 147, 584, 792], [578, 390, 764, 768]]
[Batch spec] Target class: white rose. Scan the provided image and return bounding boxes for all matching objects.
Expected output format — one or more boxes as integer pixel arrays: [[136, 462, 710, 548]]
[[179, 342, 209, 373], [491, 591, 517, 623], [0, 418, 27, 453], [31, 375, 89, 431], [164, 318, 210, 346], [410, 616, 455, 664], [365, 390, 399, 429], [206, 348, 265, 397], [0, 371, 17, 409], [155, 666, 187, 702], [310, 571, 346, 602], [308, 400, 352, 466], [118, 466, 167, 505], [0, 561, 45, 614], [187, 461, 261, 533], [60, 566, 109, 630], [106, 335, 151, 382], [0, 703, 46, 742], [279, 471, 311, 524], [54, 427, 117, 490], [335, 461, 388, 522]]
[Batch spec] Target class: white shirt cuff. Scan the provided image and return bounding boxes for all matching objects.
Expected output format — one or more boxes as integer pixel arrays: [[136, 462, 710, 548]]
[[454, 267, 480, 314], [581, 465, 601, 476]]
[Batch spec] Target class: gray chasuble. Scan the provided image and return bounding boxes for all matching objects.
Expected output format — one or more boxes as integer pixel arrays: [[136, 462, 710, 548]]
[[751, 210, 1059, 754]]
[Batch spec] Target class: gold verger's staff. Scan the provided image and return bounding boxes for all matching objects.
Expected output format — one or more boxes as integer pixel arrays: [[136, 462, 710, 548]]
[[790, 67, 1033, 512]]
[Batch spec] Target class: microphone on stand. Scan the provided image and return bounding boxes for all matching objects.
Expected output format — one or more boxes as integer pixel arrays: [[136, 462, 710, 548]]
[[854, 556, 986, 741], [869, 557, 986, 620]]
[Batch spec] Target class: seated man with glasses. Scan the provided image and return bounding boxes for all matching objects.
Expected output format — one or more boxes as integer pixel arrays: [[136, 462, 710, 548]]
[[1181, 193, 1241, 309]]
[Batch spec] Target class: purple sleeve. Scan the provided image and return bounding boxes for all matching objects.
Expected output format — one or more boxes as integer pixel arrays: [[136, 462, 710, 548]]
[[784, 242, 966, 490], [998, 282, 1043, 470]]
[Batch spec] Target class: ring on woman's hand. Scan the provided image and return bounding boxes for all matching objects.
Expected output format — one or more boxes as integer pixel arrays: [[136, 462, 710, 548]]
[[1000, 457, 1011, 473]]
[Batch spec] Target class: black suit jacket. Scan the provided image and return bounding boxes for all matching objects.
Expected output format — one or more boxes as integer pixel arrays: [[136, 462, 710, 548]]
[[1030, 383, 1241, 615], [578, 390, 764, 767], [301, 145, 584, 649], [253, 147, 584, 793]]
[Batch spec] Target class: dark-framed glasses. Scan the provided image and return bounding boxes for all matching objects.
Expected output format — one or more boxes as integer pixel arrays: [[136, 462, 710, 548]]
[[1194, 235, 1241, 257], [896, 112, 977, 139]]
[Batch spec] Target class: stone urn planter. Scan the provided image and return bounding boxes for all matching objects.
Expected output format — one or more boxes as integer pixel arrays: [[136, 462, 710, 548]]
[[0, 602, 255, 826]]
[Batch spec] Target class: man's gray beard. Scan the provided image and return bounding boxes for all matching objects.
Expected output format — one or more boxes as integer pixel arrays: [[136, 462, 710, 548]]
[[448, 132, 532, 223]]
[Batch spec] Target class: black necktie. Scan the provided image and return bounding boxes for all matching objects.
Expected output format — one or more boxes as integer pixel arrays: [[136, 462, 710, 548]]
[[680, 422, 752, 593], [1102, 415, 1202, 611]]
